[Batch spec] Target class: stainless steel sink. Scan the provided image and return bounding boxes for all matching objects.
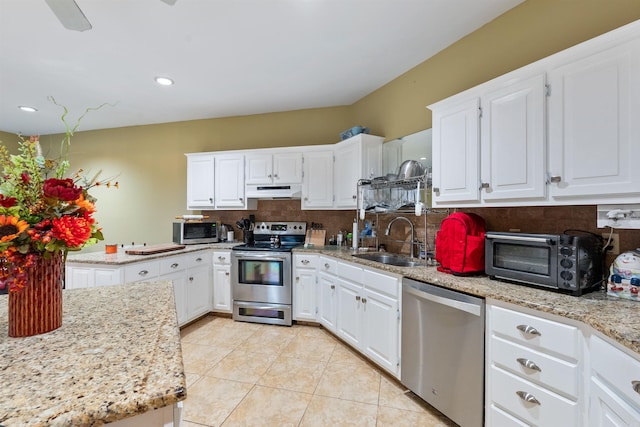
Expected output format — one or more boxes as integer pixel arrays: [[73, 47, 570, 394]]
[[352, 253, 426, 267]]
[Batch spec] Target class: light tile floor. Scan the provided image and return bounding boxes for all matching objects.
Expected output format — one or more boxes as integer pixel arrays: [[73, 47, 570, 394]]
[[180, 315, 457, 427]]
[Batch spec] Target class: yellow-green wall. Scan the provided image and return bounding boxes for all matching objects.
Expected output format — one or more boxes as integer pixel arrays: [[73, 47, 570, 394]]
[[4, 0, 640, 249]]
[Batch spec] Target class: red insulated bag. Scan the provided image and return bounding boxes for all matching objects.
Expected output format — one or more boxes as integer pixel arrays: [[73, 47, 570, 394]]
[[436, 212, 486, 275]]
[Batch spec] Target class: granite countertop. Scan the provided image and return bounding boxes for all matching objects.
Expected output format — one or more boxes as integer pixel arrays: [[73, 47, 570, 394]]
[[0, 281, 186, 426], [66, 242, 241, 266], [295, 246, 640, 356]]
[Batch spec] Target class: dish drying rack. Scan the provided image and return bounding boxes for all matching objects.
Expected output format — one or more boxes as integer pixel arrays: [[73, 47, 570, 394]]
[[355, 173, 447, 260]]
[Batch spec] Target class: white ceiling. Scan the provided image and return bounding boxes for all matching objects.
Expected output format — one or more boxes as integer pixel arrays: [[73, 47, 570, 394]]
[[0, 0, 524, 135]]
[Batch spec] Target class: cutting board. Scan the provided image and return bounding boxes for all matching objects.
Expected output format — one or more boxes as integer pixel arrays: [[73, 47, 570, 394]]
[[305, 229, 326, 247], [125, 243, 186, 255]]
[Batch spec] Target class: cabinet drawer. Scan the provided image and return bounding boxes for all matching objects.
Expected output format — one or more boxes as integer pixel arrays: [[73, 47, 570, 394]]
[[489, 404, 530, 427], [490, 305, 579, 360], [337, 261, 363, 284], [124, 261, 159, 283], [319, 257, 338, 275], [187, 251, 211, 269], [490, 365, 579, 426], [159, 255, 187, 276], [213, 251, 231, 265], [591, 334, 640, 408], [294, 254, 318, 269], [491, 335, 579, 399], [363, 268, 399, 298]]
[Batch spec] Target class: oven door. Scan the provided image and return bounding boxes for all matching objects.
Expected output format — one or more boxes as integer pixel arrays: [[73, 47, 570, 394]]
[[485, 232, 559, 288], [231, 251, 292, 304]]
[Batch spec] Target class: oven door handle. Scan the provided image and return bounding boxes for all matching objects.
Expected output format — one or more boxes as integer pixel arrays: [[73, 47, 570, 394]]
[[233, 252, 289, 262], [485, 233, 554, 244]]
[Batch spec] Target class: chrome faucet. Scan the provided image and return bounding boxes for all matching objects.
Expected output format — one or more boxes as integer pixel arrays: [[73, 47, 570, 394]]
[[385, 216, 416, 258]]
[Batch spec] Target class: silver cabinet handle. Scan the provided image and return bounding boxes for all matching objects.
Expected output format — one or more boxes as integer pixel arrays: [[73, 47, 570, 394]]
[[548, 175, 562, 183], [480, 182, 490, 189], [362, 297, 367, 304], [352, 195, 357, 199], [218, 256, 226, 261], [189, 276, 194, 282], [301, 259, 310, 265], [296, 276, 300, 282], [195, 257, 203, 262], [356, 295, 361, 301], [171, 263, 179, 269], [433, 187, 440, 195], [225, 272, 229, 276], [268, 174, 272, 178], [632, 381, 640, 395], [517, 324, 542, 336], [330, 284, 335, 290], [324, 263, 330, 269], [517, 358, 542, 372], [516, 391, 541, 405], [138, 270, 149, 276], [304, 197, 309, 201], [274, 174, 279, 179], [209, 197, 213, 203]]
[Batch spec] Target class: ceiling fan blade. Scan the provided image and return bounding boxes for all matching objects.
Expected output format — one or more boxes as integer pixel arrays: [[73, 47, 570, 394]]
[[44, 0, 92, 32], [160, 0, 178, 5]]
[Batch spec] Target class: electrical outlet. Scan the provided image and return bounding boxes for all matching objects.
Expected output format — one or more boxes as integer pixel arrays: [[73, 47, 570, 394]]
[[603, 233, 620, 254]]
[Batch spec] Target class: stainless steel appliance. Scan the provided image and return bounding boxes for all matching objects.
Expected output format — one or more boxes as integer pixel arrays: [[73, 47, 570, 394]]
[[401, 277, 485, 427], [172, 221, 218, 245], [231, 221, 306, 326], [485, 231, 604, 295]]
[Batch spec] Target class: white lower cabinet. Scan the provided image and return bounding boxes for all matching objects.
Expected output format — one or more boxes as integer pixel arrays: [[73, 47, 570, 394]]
[[293, 254, 318, 321], [588, 334, 640, 426], [66, 264, 121, 289], [334, 260, 401, 378], [486, 302, 582, 426], [317, 256, 338, 332], [185, 252, 212, 320], [212, 251, 232, 313]]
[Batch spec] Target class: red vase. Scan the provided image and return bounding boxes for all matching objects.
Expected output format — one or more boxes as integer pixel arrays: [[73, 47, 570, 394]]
[[8, 252, 63, 337]]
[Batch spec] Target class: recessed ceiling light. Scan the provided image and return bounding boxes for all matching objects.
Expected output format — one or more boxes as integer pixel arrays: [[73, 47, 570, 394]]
[[154, 76, 174, 86], [18, 105, 37, 112]]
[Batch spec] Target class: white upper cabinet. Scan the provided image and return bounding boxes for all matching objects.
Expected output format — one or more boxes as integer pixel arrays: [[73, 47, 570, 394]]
[[547, 36, 640, 202], [480, 73, 546, 202], [214, 153, 247, 209], [431, 97, 481, 205], [302, 148, 334, 209], [334, 134, 384, 209], [430, 19, 640, 207], [245, 151, 303, 185], [186, 154, 215, 210]]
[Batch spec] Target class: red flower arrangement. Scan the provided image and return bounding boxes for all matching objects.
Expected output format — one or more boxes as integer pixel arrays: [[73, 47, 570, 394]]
[[0, 101, 116, 292]]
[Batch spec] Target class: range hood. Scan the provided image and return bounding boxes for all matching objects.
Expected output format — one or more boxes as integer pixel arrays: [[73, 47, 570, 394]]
[[245, 184, 302, 199]]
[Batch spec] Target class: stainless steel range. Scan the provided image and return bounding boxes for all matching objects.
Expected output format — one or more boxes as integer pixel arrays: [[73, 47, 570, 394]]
[[231, 221, 306, 326]]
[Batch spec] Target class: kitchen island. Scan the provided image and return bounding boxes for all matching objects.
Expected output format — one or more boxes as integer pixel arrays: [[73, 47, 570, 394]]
[[0, 281, 186, 426]]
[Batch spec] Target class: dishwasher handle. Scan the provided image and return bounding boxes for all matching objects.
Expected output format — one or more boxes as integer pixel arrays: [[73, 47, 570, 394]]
[[404, 284, 482, 316]]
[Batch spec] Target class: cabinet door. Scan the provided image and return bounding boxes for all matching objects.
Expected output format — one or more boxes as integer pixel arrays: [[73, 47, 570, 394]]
[[245, 153, 272, 185], [302, 150, 334, 209], [317, 272, 337, 332], [481, 74, 546, 202], [336, 277, 362, 348], [65, 267, 92, 289], [431, 97, 481, 205], [186, 154, 215, 209], [293, 267, 317, 321], [362, 287, 399, 377], [215, 154, 246, 208], [548, 39, 640, 200], [212, 264, 231, 313], [589, 377, 640, 427], [334, 140, 360, 208], [94, 268, 122, 287], [273, 152, 303, 184], [186, 266, 211, 321]]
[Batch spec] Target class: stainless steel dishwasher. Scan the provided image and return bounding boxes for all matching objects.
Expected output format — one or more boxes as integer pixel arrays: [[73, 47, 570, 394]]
[[401, 277, 485, 427]]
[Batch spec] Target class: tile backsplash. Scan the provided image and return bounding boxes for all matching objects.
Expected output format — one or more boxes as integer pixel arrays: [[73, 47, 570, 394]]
[[204, 202, 640, 265]]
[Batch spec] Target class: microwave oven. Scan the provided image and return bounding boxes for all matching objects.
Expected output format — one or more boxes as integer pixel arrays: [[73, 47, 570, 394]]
[[485, 231, 604, 296], [173, 221, 219, 245]]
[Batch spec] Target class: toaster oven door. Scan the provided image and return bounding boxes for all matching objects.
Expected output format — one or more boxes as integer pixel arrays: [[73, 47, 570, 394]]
[[485, 233, 558, 288]]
